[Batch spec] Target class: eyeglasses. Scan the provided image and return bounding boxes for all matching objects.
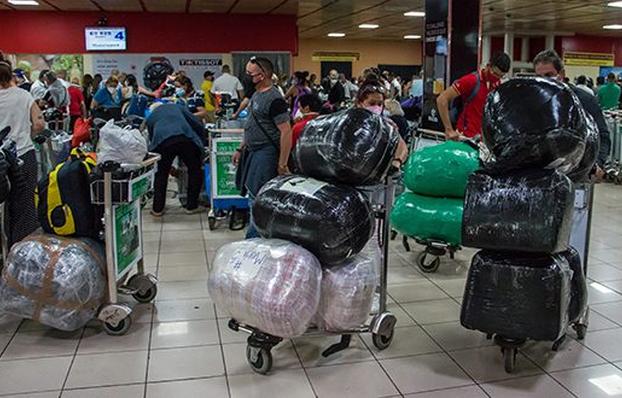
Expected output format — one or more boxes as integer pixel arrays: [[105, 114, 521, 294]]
[[249, 56, 267, 76]]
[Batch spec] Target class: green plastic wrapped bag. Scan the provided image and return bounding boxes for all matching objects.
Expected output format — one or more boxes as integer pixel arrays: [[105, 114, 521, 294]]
[[404, 141, 479, 198], [390, 192, 463, 245]]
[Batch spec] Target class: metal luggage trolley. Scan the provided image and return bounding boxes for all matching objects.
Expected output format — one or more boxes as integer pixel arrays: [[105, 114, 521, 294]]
[[604, 111, 622, 184], [90, 153, 161, 335], [228, 178, 397, 374], [205, 128, 249, 231], [399, 128, 462, 273], [491, 181, 594, 373]]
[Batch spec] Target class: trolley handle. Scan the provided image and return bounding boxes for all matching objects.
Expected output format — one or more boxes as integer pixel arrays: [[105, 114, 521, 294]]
[[102, 153, 161, 173]]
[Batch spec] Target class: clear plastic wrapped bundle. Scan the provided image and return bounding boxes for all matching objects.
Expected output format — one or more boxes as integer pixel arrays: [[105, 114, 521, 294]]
[[390, 192, 463, 245], [460, 250, 572, 342], [403, 141, 480, 198], [0, 234, 106, 331], [482, 77, 588, 173], [294, 108, 400, 186], [316, 239, 380, 332], [253, 175, 374, 266], [567, 113, 599, 182], [562, 246, 588, 323], [462, 169, 574, 253], [208, 239, 322, 338]]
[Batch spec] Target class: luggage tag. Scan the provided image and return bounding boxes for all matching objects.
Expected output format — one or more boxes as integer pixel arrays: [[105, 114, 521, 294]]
[[279, 177, 327, 198]]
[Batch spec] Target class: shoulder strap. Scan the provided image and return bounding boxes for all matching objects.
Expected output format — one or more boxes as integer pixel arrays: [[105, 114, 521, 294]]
[[249, 101, 280, 150], [465, 71, 480, 104]]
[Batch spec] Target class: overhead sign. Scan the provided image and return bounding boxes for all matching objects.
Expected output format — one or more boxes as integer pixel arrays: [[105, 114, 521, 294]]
[[312, 52, 360, 62], [564, 51, 614, 67], [85, 27, 127, 51]]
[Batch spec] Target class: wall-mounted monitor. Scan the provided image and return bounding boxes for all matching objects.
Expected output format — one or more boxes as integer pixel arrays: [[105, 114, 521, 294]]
[[85, 27, 127, 51]]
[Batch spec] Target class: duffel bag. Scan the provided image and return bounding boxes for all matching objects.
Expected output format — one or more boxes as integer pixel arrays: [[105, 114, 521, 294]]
[[403, 141, 480, 198], [208, 239, 322, 338], [294, 108, 400, 186], [252, 175, 374, 266], [36, 150, 99, 238], [462, 169, 574, 253], [482, 77, 587, 173], [390, 192, 463, 246], [460, 250, 572, 342]]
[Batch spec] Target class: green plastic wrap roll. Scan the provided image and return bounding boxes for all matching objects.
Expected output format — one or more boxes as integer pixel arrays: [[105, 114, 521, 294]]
[[404, 141, 480, 198], [390, 192, 463, 245]]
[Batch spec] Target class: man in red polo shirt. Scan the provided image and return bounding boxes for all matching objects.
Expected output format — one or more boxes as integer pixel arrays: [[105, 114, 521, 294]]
[[436, 52, 511, 140]]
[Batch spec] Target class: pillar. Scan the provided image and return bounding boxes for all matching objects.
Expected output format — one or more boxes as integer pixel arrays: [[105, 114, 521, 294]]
[[545, 34, 555, 50], [520, 37, 530, 62], [482, 35, 491, 66]]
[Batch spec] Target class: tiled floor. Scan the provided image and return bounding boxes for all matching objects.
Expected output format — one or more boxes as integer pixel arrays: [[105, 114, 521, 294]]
[[2, 184, 622, 397]]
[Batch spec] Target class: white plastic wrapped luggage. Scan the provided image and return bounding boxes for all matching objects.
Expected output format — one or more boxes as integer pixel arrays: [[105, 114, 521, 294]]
[[0, 234, 106, 331], [316, 240, 380, 332], [97, 119, 148, 165], [208, 239, 322, 338]]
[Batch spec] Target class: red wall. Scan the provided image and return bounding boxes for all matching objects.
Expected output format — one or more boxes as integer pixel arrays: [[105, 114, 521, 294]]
[[560, 34, 622, 66], [0, 11, 298, 54]]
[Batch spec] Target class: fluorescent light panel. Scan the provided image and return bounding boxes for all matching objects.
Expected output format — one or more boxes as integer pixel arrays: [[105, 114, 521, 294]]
[[404, 35, 422, 39], [604, 24, 622, 29], [404, 11, 425, 17], [8, 0, 39, 4], [327, 32, 345, 37], [608, 1, 622, 7], [359, 23, 379, 29]]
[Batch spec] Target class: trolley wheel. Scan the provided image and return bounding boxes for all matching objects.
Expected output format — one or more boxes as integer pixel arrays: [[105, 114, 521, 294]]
[[246, 345, 273, 375], [402, 236, 411, 252], [417, 251, 441, 273], [372, 328, 394, 350], [486, 333, 494, 340], [103, 316, 132, 336], [552, 334, 566, 352], [127, 275, 158, 303], [390, 230, 397, 241], [574, 324, 588, 340], [502, 347, 517, 373], [208, 216, 216, 230]]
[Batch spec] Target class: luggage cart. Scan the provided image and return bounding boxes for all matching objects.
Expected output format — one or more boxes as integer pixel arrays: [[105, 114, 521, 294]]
[[204, 128, 249, 231], [604, 111, 622, 184], [228, 178, 397, 374], [491, 182, 594, 373], [90, 153, 161, 335], [399, 128, 463, 273]]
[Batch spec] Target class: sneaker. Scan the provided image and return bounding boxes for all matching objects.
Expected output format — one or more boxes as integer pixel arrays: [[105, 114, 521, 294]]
[[150, 209, 164, 218], [184, 207, 203, 215]]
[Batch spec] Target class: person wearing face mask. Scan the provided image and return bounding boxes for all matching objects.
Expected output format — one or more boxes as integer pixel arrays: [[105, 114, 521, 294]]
[[233, 56, 292, 239], [91, 76, 122, 110], [533, 49, 610, 181], [175, 76, 207, 120], [436, 51, 511, 141], [355, 76, 409, 168], [321, 69, 339, 93]]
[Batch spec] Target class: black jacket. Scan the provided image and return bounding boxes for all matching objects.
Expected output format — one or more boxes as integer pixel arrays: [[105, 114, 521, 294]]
[[571, 85, 611, 167]]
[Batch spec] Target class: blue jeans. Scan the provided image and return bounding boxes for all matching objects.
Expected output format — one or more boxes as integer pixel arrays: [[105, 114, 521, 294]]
[[243, 145, 278, 239]]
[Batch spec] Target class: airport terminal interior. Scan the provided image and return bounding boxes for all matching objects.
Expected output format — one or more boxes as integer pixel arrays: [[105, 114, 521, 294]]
[[3, 0, 622, 397]]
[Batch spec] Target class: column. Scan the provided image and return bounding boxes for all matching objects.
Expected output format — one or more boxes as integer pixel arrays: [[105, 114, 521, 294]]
[[482, 35, 491, 66], [520, 37, 530, 62], [545, 34, 555, 50]]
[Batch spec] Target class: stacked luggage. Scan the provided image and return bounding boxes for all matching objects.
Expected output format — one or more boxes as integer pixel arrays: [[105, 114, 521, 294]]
[[460, 78, 595, 372], [390, 140, 480, 272], [208, 108, 401, 373]]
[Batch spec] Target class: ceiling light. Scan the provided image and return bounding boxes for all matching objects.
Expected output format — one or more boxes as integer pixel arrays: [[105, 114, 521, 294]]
[[8, 0, 39, 4], [359, 24, 379, 29], [404, 35, 422, 40], [404, 11, 425, 17], [608, 1, 622, 7], [604, 24, 622, 29], [327, 32, 345, 37]]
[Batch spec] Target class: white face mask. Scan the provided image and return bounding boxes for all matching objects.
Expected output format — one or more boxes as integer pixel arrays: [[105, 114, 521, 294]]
[[107, 86, 116, 95]]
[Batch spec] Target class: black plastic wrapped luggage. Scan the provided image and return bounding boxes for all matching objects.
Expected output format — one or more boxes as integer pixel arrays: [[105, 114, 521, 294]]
[[143, 60, 174, 91], [562, 246, 588, 323], [460, 250, 572, 342], [294, 108, 400, 186], [462, 169, 574, 253], [482, 77, 588, 174], [567, 113, 599, 182], [252, 175, 374, 266]]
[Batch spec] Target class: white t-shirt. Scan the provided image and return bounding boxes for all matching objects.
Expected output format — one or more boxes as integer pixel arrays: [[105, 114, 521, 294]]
[[0, 87, 35, 156], [211, 73, 243, 100]]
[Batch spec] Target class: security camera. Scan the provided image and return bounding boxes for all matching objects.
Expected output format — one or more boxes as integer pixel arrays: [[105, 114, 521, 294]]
[[97, 16, 108, 26]]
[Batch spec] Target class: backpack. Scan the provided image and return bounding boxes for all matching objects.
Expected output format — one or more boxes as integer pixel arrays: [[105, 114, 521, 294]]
[[36, 150, 98, 238], [449, 72, 481, 130]]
